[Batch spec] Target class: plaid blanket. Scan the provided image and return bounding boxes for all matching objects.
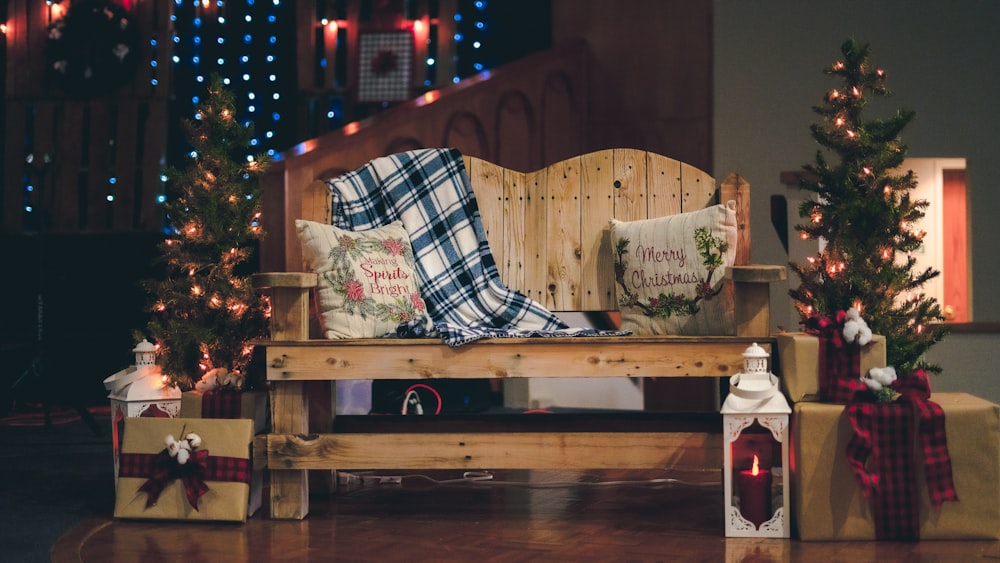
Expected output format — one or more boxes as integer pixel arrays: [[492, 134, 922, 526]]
[[326, 148, 628, 346]]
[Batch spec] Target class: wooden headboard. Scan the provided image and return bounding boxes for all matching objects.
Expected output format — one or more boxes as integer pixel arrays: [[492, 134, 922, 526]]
[[295, 148, 751, 314]]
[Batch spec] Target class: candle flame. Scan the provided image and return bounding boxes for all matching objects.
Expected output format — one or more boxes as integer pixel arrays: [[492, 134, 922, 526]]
[[751, 455, 760, 476]]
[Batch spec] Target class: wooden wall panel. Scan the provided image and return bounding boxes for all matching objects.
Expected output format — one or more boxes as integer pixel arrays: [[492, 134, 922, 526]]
[[2, 0, 171, 234], [494, 91, 536, 173]]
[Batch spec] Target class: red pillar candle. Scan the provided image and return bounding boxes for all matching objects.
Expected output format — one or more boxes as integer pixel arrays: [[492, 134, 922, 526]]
[[738, 455, 772, 528]]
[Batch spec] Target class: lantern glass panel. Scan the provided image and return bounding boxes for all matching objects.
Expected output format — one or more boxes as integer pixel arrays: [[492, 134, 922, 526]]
[[730, 420, 782, 529]]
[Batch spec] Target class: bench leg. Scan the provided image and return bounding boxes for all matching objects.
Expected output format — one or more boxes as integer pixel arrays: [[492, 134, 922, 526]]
[[269, 381, 309, 519]]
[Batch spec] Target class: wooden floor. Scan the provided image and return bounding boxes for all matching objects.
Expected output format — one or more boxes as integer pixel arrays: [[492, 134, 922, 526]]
[[53, 469, 1000, 562]]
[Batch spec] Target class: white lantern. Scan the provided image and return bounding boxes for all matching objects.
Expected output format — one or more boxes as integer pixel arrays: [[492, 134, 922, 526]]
[[721, 342, 791, 538], [103, 340, 181, 480]]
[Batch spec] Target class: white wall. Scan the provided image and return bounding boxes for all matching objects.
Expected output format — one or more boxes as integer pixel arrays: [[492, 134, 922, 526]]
[[714, 1, 1000, 403]]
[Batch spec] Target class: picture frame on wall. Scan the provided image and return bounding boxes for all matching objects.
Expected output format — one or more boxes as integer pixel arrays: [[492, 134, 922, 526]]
[[357, 31, 414, 103]]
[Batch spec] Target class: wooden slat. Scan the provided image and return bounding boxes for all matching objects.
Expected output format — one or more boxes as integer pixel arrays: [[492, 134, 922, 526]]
[[264, 337, 770, 381], [523, 167, 548, 305], [52, 101, 85, 232], [612, 148, 647, 221], [139, 100, 169, 231], [269, 380, 310, 519], [579, 150, 615, 310], [2, 102, 26, 230], [465, 157, 506, 282], [679, 161, 716, 212], [113, 100, 140, 231], [501, 167, 528, 292], [283, 166, 323, 270], [646, 151, 683, 218], [268, 431, 721, 470], [546, 155, 581, 310], [34, 103, 58, 227], [86, 101, 112, 231]]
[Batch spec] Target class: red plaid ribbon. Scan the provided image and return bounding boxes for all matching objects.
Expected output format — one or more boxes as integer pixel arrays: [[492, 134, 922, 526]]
[[895, 370, 959, 510], [201, 390, 244, 419], [843, 370, 958, 540], [119, 449, 251, 510], [805, 312, 867, 403]]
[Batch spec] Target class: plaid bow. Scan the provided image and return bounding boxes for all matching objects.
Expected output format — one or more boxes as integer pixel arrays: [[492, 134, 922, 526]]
[[805, 312, 867, 403], [843, 370, 958, 540], [120, 449, 251, 510]]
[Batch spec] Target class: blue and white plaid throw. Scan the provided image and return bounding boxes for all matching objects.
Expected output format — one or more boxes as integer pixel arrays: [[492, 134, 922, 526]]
[[326, 148, 629, 346]]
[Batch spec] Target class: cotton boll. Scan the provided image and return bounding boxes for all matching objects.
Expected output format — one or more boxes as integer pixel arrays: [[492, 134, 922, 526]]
[[843, 319, 861, 342], [178, 439, 191, 451], [869, 366, 897, 386], [846, 307, 861, 321], [862, 376, 883, 391], [186, 433, 202, 448], [858, 325, 873, 346], [177, 448, 190, 465], [165, 434, 180, 456]]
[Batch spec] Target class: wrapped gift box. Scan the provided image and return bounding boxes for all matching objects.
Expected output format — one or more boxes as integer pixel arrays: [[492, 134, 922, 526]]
[[114, 417, 259, 522], [775, 332, 886, 403], [180, 390, 268, 434], [790, 393, 1000, 540]]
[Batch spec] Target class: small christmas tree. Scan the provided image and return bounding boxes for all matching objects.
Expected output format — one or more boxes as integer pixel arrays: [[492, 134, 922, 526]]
[[789, 39, 947, 375], [142, 76, 270, 389]]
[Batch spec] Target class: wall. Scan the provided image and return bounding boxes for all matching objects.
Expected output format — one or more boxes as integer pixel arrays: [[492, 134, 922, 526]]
[[551, 0, 713, 171], [714, 0, 1000, 402]]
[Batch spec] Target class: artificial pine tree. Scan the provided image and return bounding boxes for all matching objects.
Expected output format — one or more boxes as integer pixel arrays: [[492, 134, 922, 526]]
[[142, 76, 271, 389], [789, 39, 947, 375]]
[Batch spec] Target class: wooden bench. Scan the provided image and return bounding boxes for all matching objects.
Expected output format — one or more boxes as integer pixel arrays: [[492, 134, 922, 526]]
[[252, 148, 787, 519]]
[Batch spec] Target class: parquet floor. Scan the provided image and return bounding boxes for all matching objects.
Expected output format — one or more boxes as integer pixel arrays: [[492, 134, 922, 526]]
[[52, 469, 1000, 562]]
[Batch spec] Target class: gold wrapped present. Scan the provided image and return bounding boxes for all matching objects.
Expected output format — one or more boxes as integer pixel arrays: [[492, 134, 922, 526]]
[[791, 393, 1000, 540], [180, 390, 268, 434], [114, 417, 256, 522], [775, 332, 886, 403]]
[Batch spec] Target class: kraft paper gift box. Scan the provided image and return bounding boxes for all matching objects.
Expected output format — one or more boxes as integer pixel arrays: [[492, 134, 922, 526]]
[[114, 417, 256, 522], [180, 389, 268, 434], [790, 392, 1000, 540], [775, 332, 886, 403]]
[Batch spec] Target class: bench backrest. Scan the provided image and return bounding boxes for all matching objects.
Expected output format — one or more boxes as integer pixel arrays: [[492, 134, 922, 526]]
[[300, 148, 750, 313]]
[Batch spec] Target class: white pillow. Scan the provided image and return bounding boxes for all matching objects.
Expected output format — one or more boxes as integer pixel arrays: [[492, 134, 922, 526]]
[[609, 202, 738, 335], [295, 219, 431, 338]]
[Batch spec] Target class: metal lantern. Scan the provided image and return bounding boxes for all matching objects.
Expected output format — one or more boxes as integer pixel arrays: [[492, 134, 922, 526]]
[[103, 339, 181, 480], [721, 342, 791, 538]]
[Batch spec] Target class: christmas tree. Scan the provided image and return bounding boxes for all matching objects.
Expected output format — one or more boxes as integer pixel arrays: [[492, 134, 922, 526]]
[[789, 39, 947, 375], [142, 76, 271, 388]]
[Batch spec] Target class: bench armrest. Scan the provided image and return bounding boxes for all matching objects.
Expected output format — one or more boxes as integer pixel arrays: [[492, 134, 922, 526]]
[[730, 265, 787, 338], [252, 273, 318, 340]]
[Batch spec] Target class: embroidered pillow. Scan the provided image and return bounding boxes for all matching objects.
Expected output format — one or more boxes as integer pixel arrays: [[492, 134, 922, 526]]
[[609, 202, 738, 336], [295, 219, 431, 339]]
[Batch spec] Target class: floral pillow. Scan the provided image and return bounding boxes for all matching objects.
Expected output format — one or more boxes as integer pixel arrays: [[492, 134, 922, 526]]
[[295, 219, 431, 339], [609, 202, 738, 336]]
